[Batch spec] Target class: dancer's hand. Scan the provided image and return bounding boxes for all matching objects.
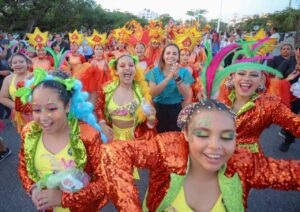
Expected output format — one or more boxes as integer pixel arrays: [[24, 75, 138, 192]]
[[99, 121, 113, 141], [31, 187, 39, 209], [36, 189, 62, 211]]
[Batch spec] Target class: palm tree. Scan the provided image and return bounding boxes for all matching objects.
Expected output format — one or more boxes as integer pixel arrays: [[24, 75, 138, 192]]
[[186, 9, 207, 24]]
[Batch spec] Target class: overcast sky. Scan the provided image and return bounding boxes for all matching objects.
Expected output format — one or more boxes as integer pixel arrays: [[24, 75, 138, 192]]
[[96, 0, 299, 21]]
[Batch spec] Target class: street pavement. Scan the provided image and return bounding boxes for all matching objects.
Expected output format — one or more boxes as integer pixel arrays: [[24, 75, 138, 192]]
[[0, 119, 300, 211]]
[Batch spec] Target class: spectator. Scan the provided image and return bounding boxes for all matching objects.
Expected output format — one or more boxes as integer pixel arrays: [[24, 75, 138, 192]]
[[145, 43, 194, 133], [267, 43, 293, 70], [278, 45, 300, 152], [270, 27, 280, 44], [51, 33, 69, 52]]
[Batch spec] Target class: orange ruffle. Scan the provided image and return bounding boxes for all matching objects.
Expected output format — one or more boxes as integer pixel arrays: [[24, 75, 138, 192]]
[[267, 79, 291, 107]]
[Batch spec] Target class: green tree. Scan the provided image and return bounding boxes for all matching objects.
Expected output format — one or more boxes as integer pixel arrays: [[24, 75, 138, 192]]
[[269, 8, 300, 46], [186, 9, 207, 23], [208, 19, 228, 32], [158, 13, 173, 27]]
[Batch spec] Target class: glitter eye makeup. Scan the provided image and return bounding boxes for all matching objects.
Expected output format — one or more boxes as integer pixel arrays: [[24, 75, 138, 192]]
[[220, 131, 235, 141], [192, 129, 209, 138]]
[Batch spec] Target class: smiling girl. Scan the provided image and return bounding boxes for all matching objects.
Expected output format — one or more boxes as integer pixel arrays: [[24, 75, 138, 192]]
[[0, 53, 32, 132], [99, 99, 300, 211], [17, 69, 107, 211]]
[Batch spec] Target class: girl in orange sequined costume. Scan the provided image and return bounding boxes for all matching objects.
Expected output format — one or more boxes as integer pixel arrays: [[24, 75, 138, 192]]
[[17, 69, 107, 211], [98, 99, 300, 211], [98, 42, 300, 211], [215, 38, 300, 187], [95, 54, 157, 180], [95, 55, 157, 142]]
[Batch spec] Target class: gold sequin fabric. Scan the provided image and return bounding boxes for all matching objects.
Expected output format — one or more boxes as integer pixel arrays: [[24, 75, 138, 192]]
[[219, 93, 300, 205], [98, 132, 300, 211]]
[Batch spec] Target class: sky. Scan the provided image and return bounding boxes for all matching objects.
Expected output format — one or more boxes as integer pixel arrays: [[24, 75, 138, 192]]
[[96, 0, 299, 22]]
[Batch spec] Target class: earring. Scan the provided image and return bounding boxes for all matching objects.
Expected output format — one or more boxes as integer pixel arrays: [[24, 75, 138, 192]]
[[257, 83, 266, 92], [225, 76, 234, 90]]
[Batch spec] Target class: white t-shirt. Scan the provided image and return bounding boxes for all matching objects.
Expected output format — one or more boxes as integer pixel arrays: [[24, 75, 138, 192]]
[[271, 33, 280, 42]]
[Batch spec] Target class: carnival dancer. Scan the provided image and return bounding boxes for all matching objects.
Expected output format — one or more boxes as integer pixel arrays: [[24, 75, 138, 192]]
[[82, 30, 110, 103], [144, 24, 164, 67], [95, 54, 157, 179], [17, 68, 108, 211], [60, 30, 89, 78], [110, 27, 131, 59], [175, 27, 203, 102], [26, 27, 54, 71], [0, 53, 32, 133], [97, 44, 300, 211]]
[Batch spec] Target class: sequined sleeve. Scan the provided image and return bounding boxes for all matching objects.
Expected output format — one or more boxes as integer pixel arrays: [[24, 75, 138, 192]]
[[99, 136, 163, 211], [134, 122, 157, 140], [94, 87, 106, 121], [99, 132, 188, 211], [269, 95, 300, 137], [18, 126, 35, 194], [227, 150, 300, 208], [61, 125, 107, 209]]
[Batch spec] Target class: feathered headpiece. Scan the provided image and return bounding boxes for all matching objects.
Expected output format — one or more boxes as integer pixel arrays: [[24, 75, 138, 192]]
[[85, 29, 107, 47], [201, 41, 283, 98], [239, 28, 277, 58], [26, 27, 48, 49], [69, 29, 84, 46]]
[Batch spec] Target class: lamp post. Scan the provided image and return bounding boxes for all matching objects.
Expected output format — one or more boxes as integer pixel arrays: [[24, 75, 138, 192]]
[[217, 0, 223, 32]]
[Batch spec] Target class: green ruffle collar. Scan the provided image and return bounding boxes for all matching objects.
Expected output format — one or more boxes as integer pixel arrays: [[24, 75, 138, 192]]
[[103, 80, 143, 125], [24, 118, 87, 182], [144, 163, 244, 212], [228, 90, 259, 116]]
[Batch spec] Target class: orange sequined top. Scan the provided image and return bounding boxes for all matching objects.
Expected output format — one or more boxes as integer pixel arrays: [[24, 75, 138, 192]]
[[18, 120, 107, 211], [219, 92, 300, 153], [99, 132, 300, 211]]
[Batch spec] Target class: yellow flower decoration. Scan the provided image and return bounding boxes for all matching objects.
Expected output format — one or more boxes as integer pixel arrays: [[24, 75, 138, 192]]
[[244, 29, 277, 55]]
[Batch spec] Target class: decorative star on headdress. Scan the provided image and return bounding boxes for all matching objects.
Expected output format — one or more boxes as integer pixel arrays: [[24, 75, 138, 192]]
[[26, 27, 48, 48], [112, 27, 131, 44], [243, 29, 277, 56], [85, 29, 107, 47], [149, 28, 165, 43], [149, 20, 163, 29], [68, 29, 84, 46], [174, 31, 199, 52]]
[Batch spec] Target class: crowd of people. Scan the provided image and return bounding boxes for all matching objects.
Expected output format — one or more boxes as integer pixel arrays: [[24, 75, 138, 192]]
[[0, 19, 300, 211]]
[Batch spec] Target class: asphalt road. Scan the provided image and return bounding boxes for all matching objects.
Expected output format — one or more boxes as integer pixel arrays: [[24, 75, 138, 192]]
[[0, 120, 300, 211]]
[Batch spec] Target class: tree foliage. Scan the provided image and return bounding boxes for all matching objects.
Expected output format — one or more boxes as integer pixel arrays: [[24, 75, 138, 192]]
[[207, 19, 228, 32], [186, 9, 207, 23], [0, 0, 147, 33]]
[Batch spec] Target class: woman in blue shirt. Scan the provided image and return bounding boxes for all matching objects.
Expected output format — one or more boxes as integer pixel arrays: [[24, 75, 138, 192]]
[[146, 43, 194, 132]]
